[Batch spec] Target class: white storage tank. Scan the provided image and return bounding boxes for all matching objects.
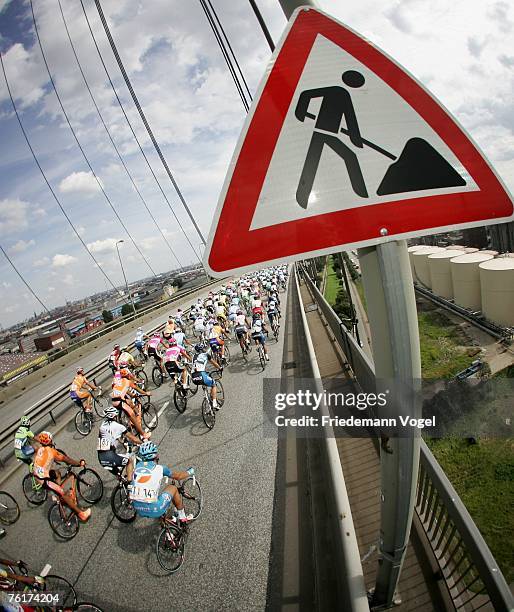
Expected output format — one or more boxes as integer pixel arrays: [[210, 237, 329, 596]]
[[412, 247, 443, 287], [450, 253, 495, 311], [463, 247, 479, 253], [479, 258, 514, 327], [408, 245, 427, 276], [447, 245, 466, 250], [427, 250, 463, 299], [480, 250, 499, 256]]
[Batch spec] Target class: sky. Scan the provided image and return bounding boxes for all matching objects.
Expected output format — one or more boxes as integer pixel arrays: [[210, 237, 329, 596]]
[[0, 0, 513, 328]]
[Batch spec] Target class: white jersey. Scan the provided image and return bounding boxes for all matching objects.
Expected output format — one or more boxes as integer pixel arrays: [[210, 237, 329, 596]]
[[235, 314, 247, 327], [173, 331, 186, 347], [130, 464, 164, 503], [97, 420, 126, 452], [135, 330, 145, 343], [228, 305, 238, 315], [193, 352, 209, 372], [252, 319, 264, 334]]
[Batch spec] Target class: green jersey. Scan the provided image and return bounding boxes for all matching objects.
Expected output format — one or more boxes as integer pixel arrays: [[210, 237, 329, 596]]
[[14, 426, 34, 459]]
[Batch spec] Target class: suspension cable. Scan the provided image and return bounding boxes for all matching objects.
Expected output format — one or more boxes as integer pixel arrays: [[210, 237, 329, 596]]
[[248, 0, 276, 51], [0, 51, 124, 297], [199, 0, 250, 112], [79, 0, 206, 265], [57, 0, 183, 271], [0, 243, 51, 315], [30, 0, 156, 277], [93, 0, 206, 245]]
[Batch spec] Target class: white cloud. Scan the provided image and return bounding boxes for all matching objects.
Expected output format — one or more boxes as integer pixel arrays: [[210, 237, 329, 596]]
[[0, 198, 28, 236], [87, 238, 119, 253], [9, 239, 35, 253], [33, 256, 50, 267], [47, 286, 55, 292], [2, 282, 11, 288], [51, 253, 77, 267], [59, 171, 103, 195], [62, 274, 74, 286]]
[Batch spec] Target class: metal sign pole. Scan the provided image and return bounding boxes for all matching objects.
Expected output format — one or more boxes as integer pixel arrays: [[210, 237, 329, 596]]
[[278, 0, 318, 19], [358, 240, 421, 609]]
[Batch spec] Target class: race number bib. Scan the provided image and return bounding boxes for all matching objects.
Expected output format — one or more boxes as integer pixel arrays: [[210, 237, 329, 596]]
[[14, 439, 23, 450], [129, 485, 158, 504], [96, 438, 111, 451]]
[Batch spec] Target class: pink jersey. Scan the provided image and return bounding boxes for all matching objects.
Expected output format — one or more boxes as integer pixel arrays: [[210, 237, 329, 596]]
[[148, 336, 161, 349], [164, 346, 185, 362]]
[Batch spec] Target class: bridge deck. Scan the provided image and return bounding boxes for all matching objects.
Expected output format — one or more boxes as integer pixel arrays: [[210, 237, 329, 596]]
[[299, 276, 446, 611]]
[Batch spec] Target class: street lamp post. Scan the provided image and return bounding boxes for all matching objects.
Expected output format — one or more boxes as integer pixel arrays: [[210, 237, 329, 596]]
[[115, 240, 136, 317]]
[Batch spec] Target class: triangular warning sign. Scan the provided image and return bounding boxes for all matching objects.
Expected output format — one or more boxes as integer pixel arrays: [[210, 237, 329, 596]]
[[204, 7, 514, 277]]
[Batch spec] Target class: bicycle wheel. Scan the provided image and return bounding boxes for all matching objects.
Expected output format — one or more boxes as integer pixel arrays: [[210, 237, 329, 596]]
[[72, 604, 105, 612], [0, 491, 20, 524], [136, 369, 148, 389], [202, 398, 215, 430], [43, 574, 77, 607], [156, 524, 185, 573], [111, 483, 136, 523], [180, 477, 203, 520], [48, 503, 79, 540], [142, 402, 158, 430], [152, 366, 163, 387], [173, 387, 188, 414], [74, 410, 93, 436], [77, 468, 103, 504], [93, 396, 105, 418], [215, 380, 225, 407], [22, 473, 47, 505], [258, 347, 266, 370], [223, 345, 231, 365]]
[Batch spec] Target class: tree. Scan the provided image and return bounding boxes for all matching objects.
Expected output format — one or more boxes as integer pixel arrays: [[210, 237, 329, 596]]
[[121, 303, 132, 316], [172, 278, 184, 290], [102, 309, 113, 323]]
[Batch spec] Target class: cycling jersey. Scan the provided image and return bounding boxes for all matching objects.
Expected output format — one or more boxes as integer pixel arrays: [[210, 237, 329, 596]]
[[135, 330, 145, 344], [14, 426, 35, 460], [130, 461, 171, 505], [163, 346, 186, 363], [252, 320, 264, 335], [118, 351, 134, 367], [228, 305, 238, 315], [70, 374, 87, 393], [111, 378, 132, 401], [97, 421, 126, 452], [173, 331, 186, 347], [33, 447, 65, 480], [193, 352, 210, 372], [147, 336, 162, 350]]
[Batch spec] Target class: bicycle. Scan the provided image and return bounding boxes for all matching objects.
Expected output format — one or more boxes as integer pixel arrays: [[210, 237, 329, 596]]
[[110, 471, 136, 524], [46, 465, 103, 540], [0, 557, 77, 608], [117, 392, 158, 432], [236, 332, 252, 362], [270, 316, 280, 341], [74, 387, 104, 437], [132, 363, 148, 389], [0, 492, 20, 525], [155, 476, 203, 573], [209, 341, 230, 366], [254, 336, 267, 370], [173, 365, 198, 414], [197, 370, 225, 430]]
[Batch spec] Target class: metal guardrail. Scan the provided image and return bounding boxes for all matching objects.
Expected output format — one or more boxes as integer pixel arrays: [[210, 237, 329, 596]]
[[0, 278, 219, 386], [0, 279, 222, 467], [293, 266, 369, 612], [299, 264, 513, 612]]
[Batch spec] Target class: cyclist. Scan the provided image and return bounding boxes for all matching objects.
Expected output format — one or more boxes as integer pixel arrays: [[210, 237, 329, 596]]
[[173, 327, 191, 350], [163, 337, 191, 387], [251, 294, 264, 316], [175, 309, 186, 331], [267, 298, 280, 332], [251, 313, 270, 361], [129, 441, 194, 523], [69, 367, 98, 413], [146, 333, 166, 374], [234, 310, 251, 353], [97, 406, 143, 478], [208, 320, 226, 363], [134, 327, 147, 358], [14, 415, 37, 465], [108, 344, 121, 374], [192, 343, 222, 410], [163, 316, 176, 339], [118, 346, 135, 370], [111, 370, 151, 440], [227, 301, 239, 328], [32, 431, 91, 522]]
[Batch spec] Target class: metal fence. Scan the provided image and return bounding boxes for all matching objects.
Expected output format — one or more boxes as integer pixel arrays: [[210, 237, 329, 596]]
[[299, 264, 513, 612], [0, 279, 219, 468], [0, 278, 220, 386]]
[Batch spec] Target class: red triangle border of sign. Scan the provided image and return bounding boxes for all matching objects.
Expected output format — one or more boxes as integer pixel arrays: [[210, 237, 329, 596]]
[[207, 8, 513, 274]]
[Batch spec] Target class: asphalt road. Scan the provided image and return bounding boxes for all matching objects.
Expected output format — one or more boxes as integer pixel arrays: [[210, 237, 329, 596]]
[[0, 286, 289, 612], [0, 281, 225, 430]]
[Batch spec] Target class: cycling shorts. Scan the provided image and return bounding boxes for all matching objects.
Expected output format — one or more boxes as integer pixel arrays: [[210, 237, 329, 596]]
[[38, 473, 64, 497], [133, 492, 172, 518], [164, 361, 184, 374], [147, 347, 161, 361], [235, 326, 247, 338], [70, 392, 85, 407], [252, 332, 266, 345], [17, 451, 34, 465], [135, 341, 144, 351], [98, 450, 130, 473], [208, 338, 224, 348], [192, 370, 215, 387], [228, 313, 237, 321]]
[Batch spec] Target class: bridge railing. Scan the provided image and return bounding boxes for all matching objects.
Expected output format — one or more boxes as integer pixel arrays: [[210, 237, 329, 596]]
[[1, 278, 218, 386], [299, 263, 513, 612], [0, 278, 222, 469]]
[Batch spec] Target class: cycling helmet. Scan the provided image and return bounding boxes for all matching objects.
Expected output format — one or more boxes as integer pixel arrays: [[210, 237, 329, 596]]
[[119, 368, 131, 378], [237, 310, 243, 315], [38, 431, 53, 446], [20, 415, 30, 427], [104, 406, 119, 420], [76, 367, 84, 374], [253, 312, 262, 320], [168, 337, 177, 346], [113, 344, 120, 349], [138, 441, 158, 461], [195, 343, 206, 353], [137, 327, 143, 331]]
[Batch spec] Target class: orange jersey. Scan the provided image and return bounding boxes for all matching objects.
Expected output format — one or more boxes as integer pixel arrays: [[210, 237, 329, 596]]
[[33, 447, 65, 479], [111, 378, 130, 399], [70, 374, 87, 393]]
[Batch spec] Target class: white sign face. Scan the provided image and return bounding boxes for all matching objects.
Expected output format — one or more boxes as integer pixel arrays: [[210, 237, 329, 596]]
[[250, 34, 477, 231]]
